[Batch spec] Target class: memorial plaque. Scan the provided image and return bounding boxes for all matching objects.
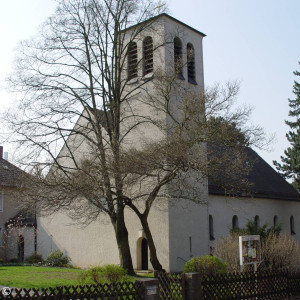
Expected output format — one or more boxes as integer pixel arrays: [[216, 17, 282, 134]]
[[147, 286, 157, 295]]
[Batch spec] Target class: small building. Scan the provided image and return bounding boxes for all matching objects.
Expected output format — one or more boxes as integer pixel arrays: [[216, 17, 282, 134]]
[[0, 146, 36, 262]]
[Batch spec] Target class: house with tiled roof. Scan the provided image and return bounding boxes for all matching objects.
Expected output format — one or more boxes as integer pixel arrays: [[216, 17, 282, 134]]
[[0, 146, 36, 262]]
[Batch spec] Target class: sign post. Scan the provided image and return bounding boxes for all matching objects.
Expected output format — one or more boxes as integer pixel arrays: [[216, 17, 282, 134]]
[[239, 235, 261, 272]]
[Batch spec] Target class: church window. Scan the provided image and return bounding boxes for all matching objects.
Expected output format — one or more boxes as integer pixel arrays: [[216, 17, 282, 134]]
[[232, 215, 239, 229], [187, 43, 196, 84], [0, 192, 3, 211], [143, 36, 153, 76], [174, 37, 184, 79], [127, 42, 138, 80], [209, 215, 214, 240], [290, 216, 295, 235], [254, 215, 260, 228], [274, 215, 278, 226]]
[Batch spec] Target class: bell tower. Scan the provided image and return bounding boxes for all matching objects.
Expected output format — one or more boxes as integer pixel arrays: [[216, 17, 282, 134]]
[[121, 13, 206, 146]]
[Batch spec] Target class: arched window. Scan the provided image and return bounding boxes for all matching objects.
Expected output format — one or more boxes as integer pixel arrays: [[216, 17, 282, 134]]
[[290, 216, 296, 235], [174, 37, 183, 79], [254, 215, 260, 228], [273, 215, 278, 227], [209, 215, 214, 240], [232, 215, 239, 229], [127, 42, 138, 80], [187, 43, 196, 84], [143, 36, 153, 76]]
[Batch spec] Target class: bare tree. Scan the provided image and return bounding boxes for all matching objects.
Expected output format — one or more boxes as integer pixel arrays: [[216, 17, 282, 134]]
[[2, 0, 268, 273], [118, 76, 267, 271], [3, 0, 169, 274]]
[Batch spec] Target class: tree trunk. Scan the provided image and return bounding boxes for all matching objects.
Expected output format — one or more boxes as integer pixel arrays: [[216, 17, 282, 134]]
[[140, 215, 163, 271], [112, 206, 135, 275]]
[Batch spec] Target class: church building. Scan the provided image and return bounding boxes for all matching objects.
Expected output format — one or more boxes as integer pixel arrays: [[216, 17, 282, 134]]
[[37, 14, 300, 272]]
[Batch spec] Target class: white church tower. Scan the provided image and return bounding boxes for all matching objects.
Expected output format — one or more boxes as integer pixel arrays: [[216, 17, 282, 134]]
[[121, 14, 209, 272], [38, 13, 210, 272]]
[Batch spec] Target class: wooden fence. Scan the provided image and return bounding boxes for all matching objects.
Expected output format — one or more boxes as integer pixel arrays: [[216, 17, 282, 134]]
[[0, 281, 145, 299], [2, 271, 300, 299], [201, 271, 290, 299], [155, 270, 300, 300], [154, 271, 184, 299]]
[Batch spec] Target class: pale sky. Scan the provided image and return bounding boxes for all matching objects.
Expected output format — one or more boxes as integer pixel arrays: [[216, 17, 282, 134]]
[[0, 0, 300, 169]]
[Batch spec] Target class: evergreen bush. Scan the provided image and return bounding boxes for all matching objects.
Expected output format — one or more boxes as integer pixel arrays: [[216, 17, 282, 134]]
[[183, 255, 227, 276], [26, 253, 43, 264], [79, 264, 128, 284], [45, 250, 70, 267]]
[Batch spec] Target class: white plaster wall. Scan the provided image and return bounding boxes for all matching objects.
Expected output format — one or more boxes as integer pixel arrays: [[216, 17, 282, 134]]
[[163, 16, 207, 272], [208, 195, 300, 244], [38, 200, 170, 270], [38, 212, 119, 267], [125, 198, 170, 271], [168, 179, 209, 272], [24, 228, 35, 259]]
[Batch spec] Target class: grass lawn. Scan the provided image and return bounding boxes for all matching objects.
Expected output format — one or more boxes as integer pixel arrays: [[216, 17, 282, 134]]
[[0, 266, 153, 289], [0, 266, 84, 288]]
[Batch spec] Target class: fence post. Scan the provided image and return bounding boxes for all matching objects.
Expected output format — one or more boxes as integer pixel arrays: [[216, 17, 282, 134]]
[[184, 272, 202, 300], [136, 278, 160, 300]]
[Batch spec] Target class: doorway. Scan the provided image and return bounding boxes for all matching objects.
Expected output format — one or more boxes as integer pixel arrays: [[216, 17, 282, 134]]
[[18, 235, 24, 261], [141, 238, 148, 270]]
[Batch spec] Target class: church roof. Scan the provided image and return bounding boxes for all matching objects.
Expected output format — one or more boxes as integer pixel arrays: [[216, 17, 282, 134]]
[[208, 145, 300, 201], [0, 157, 24, 188], [122, 13, 206, 37]]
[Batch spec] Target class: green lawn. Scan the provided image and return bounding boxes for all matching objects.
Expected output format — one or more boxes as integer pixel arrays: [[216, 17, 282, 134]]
[[0, 266, 153, 288], [0, 266, 84, 288]]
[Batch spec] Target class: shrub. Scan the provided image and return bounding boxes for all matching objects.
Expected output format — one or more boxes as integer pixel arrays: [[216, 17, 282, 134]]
[[213, 232, 300, 272], [45, 250, 70, 267], [213, 234, 240, 272], [79, 264, 128, 284], [261, 233, 300, 271], [230, 219, 282, 238], [0, 258, 4, 264], [9, 257, 21, 263], [26, 253, 43, 264], [184, 255, 227, 276], [101, 264, 127, 283]]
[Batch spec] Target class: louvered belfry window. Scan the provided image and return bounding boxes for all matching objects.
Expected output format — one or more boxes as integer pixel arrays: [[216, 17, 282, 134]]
[[187, 43, 196, 83], [127, 42, 138, 80], [174, 37, 183, 78], [143, 36, 153, 76]]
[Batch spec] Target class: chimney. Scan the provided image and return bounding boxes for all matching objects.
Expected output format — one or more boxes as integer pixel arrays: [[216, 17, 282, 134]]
[[3, 152, 8, 161], [0, 146, 3, 159]]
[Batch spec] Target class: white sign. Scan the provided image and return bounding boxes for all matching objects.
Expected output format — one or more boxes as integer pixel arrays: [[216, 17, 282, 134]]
[[239, 235, 261, 266], [146, 286, 157, 295]]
